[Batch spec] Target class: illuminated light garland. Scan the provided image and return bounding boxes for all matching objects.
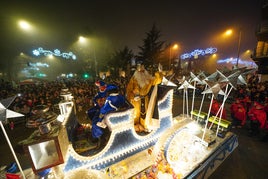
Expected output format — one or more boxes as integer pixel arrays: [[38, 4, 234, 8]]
[[63, 88, 174, 173], [181, 47, 217, 60], [32, 47, 77, 60], [27, 66, 40, 71], [28, 62, 49, 67], [217, 58, 258, 67]]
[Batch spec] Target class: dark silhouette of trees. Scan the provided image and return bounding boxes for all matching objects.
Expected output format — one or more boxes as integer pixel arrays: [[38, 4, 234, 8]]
[[136, 23, 165, 68], [108, 46, 134, 77]]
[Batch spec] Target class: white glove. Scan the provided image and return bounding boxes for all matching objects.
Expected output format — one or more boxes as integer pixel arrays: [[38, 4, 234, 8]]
[[97, 121, 107, 128]]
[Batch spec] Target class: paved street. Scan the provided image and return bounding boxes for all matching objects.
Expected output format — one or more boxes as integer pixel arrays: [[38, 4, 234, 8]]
[[210, 126, 268, 179], [0, 94, 267, 178]]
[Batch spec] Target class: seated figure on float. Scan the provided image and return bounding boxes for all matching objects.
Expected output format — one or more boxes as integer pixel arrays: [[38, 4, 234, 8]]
[[91, 84, 126, 147]]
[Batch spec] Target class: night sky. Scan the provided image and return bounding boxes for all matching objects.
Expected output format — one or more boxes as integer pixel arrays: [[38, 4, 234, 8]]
[[0, 0, 264, 60]]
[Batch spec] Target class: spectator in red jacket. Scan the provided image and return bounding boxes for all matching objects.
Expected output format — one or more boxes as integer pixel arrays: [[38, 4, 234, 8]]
[[241, 95, 252, 112], [260, 97, 268, 141], [248, 101, 267, 136], [264, 97, 268, 115], [210, 99, 226, 119], [230, 98, 247, 128]]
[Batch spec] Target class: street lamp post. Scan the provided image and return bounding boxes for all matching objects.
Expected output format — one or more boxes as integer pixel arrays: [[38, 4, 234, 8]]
[[169, 44, 178, 70], [236, 30, 242, 68], [223, 29, 242, 68], [93, 48, 98, 77], [78, 36, 98, 77]]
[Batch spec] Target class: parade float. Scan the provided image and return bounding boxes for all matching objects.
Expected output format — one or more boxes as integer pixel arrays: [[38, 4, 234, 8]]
[[2, 68, 255, 179]]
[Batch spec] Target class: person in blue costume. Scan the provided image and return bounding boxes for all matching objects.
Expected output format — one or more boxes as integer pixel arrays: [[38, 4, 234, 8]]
[[91, 84, 126, 146], [87, 80, 107, 124]]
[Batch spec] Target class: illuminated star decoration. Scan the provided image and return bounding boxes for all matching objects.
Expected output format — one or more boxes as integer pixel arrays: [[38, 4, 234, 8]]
[[190, 72, 204, 84], [178, 80, 195, 90], [0, 96, 25, 179], [178, 79, 195, 118], [193, 72, 209, 122], [0, 96, 24, 121], [217, 69, 241, 90], [197, 72, 207, 85], [237, 68, 257, 85], [207, 70, 241, 136], [204, 71, 219, 83], [201, 72, 229, 143], [202, 80, 228, 98], [189, 72, 206, 119], [162, 76, 177, 86]]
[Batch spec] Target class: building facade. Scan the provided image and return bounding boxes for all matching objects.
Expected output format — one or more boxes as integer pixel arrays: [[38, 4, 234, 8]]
[[252, 2, 268, 81]]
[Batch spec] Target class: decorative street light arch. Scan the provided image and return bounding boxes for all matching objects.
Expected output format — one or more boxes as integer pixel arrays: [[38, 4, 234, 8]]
[[180, 47, 217, 60], [32, 47, 76, 60]]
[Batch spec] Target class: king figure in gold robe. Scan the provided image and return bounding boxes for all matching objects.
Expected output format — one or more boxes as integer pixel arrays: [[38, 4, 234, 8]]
[[126, 63, 163, 132]]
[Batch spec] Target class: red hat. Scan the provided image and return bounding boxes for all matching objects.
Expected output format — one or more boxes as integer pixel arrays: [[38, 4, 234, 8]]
[[95, 80, 107, 92]]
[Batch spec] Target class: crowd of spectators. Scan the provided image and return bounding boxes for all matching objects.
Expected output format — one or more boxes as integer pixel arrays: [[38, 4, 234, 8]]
[[233, 74, 267, 104], [0, 72, 267, 141], [0, 77, 129, 126], [230, 74, 268, 141]]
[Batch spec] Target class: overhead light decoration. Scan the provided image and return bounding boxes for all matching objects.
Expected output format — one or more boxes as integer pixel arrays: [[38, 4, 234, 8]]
[[217, 57, 258, 67], [28, 62, 49, 68], [27, 66, 40, 71], [181, 47, 217, 60], [32, 47, 76, 60]]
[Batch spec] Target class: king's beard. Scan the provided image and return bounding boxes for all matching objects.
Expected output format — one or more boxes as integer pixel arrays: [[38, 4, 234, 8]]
[[133, 70, 153, 88]]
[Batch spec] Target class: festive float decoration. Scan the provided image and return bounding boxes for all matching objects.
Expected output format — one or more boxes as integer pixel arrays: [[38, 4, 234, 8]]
[[16, 67, 257, 178]]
